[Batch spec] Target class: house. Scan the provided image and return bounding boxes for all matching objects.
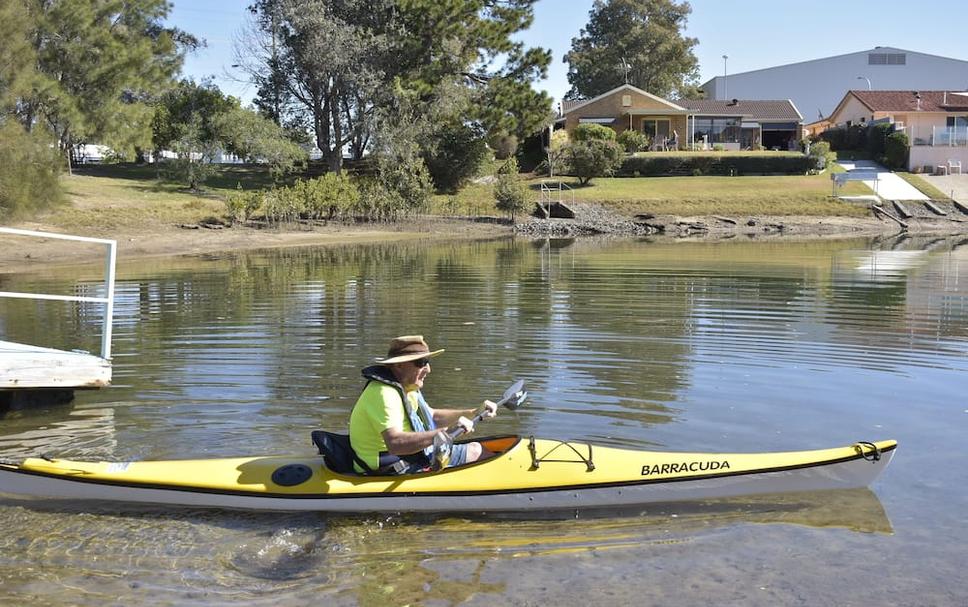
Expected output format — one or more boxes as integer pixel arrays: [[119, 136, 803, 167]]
[[557, 84, 803, 151], [559, 85, 690, 147], [676, 99, 803, 150], [701, 46, 968, 122], [824, 90, 968, 171]]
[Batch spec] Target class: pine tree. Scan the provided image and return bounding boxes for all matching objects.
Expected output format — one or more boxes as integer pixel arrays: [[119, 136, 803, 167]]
[[564, 0, 700, 100]]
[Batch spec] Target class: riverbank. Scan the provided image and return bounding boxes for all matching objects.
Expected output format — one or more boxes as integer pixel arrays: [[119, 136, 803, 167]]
[[0, 217, 509, 271], [5, 202, 968, 272], [2, 165, 967, 271]]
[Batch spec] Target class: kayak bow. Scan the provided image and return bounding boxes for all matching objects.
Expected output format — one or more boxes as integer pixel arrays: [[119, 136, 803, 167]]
[[0, 437, 895, 512]]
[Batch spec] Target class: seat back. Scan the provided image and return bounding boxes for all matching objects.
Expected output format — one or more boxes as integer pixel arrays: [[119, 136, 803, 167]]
[[311, 430, 369, 474]]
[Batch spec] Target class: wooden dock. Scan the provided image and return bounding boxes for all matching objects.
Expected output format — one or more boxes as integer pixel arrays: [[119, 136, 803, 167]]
[[0, 340, 111, 389]]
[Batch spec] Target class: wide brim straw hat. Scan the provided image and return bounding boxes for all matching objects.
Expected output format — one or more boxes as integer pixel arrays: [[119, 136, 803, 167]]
[[376, 335, 445, 365]]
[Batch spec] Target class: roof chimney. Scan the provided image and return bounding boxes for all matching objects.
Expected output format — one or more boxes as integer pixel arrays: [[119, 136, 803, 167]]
[[913, 91, 921, 111]]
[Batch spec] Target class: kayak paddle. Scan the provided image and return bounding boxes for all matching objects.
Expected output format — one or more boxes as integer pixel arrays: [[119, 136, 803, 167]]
[[432, 380, 527, 470]]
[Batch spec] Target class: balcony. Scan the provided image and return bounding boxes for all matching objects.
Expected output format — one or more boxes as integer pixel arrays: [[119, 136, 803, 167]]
[[909, 126, 968, 147]]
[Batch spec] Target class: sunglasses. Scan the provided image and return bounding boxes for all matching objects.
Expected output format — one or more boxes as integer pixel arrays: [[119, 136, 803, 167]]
[[412, 358, 431, 368]]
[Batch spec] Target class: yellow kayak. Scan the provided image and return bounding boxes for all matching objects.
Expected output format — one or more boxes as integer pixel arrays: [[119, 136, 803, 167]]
[[0, 436, 896, 512]]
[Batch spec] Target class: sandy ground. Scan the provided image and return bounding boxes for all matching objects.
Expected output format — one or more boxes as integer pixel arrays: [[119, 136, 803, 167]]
[[0, 217, 509, 273], [3, 207, 967, 273]]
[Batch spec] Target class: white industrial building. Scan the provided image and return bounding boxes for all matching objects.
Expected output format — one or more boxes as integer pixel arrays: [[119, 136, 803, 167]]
[[702, 47, 968, 122]]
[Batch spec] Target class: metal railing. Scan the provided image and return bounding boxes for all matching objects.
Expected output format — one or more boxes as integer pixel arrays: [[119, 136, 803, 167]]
[[0, 227, 117, 359], [539, 180, 575, 205], [908, 126, 968, 147]]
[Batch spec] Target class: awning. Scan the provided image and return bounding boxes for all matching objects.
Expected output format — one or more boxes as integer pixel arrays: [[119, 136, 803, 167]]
[[761, 122, 798, 131], [741, 122, 761, 129], [578, 117, 616, 124]]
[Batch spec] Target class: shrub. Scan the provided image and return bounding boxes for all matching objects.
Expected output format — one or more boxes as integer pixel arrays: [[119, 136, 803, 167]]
[[295, 173, 360, 221], [352, 151, 433, 221], [867, 123, 892, 159], [617, 153, 816, 177], [493, 158, 530, 221], [224, 185, 262, 224], [617, 129, 650, 153], [374, 152, 433, 218], [567, 139, 624, 185], [261, 185, 303, 227], [488, 131, 519, 160], [807, 140, 835, 171], [571, 123, 616, 142], [545, 129, 570, 177], [883, 132, 909, 170], [0, 122, 63, 220], [423, 122, 490, 193]]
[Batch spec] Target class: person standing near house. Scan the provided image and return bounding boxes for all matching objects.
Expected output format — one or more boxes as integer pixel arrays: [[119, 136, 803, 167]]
[[348, 335, 497, 474]]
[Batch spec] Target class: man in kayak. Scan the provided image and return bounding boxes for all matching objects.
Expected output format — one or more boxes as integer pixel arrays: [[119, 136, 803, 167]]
[[349, 335, 497, 474]]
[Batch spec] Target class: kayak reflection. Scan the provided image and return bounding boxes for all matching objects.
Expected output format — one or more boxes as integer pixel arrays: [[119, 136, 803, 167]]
[[327, 487, 891, 560]]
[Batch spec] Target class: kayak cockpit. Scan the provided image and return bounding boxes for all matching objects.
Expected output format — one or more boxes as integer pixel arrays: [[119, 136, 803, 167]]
[[312, 432, 523, 477]]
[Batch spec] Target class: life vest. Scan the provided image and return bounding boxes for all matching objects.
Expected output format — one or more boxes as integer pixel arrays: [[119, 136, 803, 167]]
[[359, 364, 436, 470]]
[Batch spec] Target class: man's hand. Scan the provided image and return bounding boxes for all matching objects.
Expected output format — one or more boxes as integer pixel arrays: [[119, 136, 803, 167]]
[[456, 416, 475, 434], [482, 399, 498, 418]]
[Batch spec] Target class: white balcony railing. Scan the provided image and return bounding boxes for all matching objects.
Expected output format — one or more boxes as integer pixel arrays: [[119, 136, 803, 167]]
[[909, 126, 968, 147]]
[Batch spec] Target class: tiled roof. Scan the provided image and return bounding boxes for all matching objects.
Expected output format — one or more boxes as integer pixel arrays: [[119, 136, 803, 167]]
[[676, 99, 802, 121], [849, 90, 968, 112], [560, 99, 582, 113]]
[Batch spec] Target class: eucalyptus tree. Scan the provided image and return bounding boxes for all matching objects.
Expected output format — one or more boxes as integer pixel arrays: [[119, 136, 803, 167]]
[[152, 79, 306, 189], [564, 0, 700, 100], [244, 0, 553, 177]]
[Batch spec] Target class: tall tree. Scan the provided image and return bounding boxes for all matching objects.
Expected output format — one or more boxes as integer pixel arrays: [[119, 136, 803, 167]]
[[0, 0, 36, 110], [391, 0, 553, 141], [1, 0, 63, 219], [152, 79, 306, 189], [242, 0, 393, 173], [17, 0, 197, 171], [564, 0, 699, 100], [243, 0, 553, 174]]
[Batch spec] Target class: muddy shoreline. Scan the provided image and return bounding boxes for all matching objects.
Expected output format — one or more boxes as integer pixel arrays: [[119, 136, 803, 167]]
[[3, 204, 967, 273]]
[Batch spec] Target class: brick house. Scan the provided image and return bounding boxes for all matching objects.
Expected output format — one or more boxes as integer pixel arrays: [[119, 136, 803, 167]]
[[557, 84, 803, 151]]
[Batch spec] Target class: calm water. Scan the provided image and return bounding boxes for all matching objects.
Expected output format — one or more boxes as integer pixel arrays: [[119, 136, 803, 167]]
[[0, 234, 966, 606]]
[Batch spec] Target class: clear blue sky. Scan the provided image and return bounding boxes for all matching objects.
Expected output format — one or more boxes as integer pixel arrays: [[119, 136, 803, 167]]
[[169, 0, 968, 106]]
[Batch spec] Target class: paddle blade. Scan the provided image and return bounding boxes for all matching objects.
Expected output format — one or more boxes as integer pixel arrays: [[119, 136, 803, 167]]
[[499, 380, 527, 410], [432, 432, 453, 471]]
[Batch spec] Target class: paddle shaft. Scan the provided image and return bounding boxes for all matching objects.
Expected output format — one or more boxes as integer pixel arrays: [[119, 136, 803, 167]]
[[446, 382, 526, 440]]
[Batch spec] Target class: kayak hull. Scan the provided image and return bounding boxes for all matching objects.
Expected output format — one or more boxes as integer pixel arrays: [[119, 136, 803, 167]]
[[0, 437, 896, 512]]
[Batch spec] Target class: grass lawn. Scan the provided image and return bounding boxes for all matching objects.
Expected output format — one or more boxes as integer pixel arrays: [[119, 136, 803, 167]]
[[45, 164, 280, 230], [433, 171, 872, 218], [38, 162, 872, 231], [896, 173, 952, 200]]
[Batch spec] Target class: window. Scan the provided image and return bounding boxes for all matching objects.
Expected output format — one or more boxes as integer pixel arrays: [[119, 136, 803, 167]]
[[642, 119, 671, 139], [946, 116, 968, 128], [868, 53, 906, 65], [622, 95, 632, 107], [692, 117, 740, 143]]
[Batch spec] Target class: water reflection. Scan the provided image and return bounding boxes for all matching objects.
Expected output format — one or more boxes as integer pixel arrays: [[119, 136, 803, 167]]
[[1, 234, 967, 605], [0, 488, 890, 606]]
